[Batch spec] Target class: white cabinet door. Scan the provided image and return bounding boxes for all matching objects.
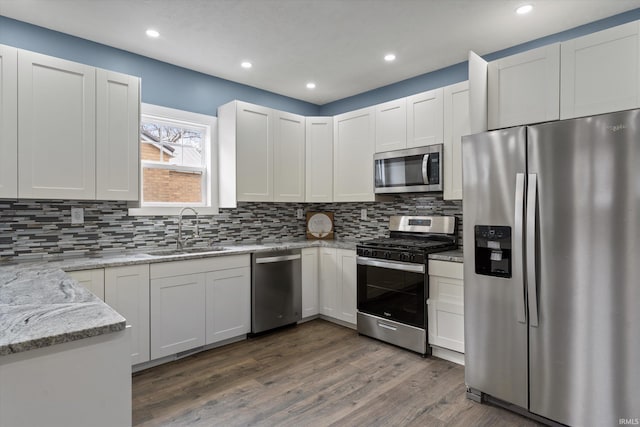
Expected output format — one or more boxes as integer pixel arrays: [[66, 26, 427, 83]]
[[406, 88, 443, 148], [468, 50, 488, 134], [0, 45, 17, 199], [273, 111, 305, 202], [336, 249, 357, 325], [236, 101, 273, 201], [67, 269, 105, 301], [205, 266, 250, 344], [150, 273, 206, 359], [319, 247, 338, 317], [17, 50, 96, 199], [104, 264, 150, 365], [428, 260, 464, 353], [488, 44, 560, 130], [443, 81, 469, 201], [301, 247, 319, 318], [305, 117, 333, 202], [96, 69, 140, 201], [375, 98, 406, 153], [561, 21, 640, 119], [333, 107, 375, 202]]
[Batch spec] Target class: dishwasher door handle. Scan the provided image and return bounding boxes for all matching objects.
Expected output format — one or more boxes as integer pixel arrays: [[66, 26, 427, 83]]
[[255, 254, 302, 264]]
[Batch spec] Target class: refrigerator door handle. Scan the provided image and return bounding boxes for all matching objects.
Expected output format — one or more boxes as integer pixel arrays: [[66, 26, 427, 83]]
[[514, 173, 527, 324], [526, 173, 539, 327]]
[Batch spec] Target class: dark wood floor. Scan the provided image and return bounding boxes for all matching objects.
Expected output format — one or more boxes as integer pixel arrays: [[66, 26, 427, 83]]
[[133, 319, 541, 426]]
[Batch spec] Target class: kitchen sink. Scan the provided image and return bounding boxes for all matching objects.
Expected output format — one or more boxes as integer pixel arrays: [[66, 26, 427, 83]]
[[145, 246, 230, 257]]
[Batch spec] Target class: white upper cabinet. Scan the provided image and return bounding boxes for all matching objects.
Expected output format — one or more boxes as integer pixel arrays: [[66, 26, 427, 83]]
[[273, 110, 305, 202], [96, 69, 140, 201], [235, 101, 273, 201], [218, 100, 306, 204], [561, 21, 640, 119], [406, 88, 444, 148], [0, 45, 17, 199], [468, 51, 488, 134], [375, 98, 407, 152], [305, 117, 333, 202], [18, 50, 96, 199], [488, 44, 560, 130], [443, 81, 470, 201], [333, 107, 375, 202]]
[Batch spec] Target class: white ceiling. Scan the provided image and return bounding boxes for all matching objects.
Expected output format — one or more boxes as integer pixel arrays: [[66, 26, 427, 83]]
[[1, 0, 640, 105]]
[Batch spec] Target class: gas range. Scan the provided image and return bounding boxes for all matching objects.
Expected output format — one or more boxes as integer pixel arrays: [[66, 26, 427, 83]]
[[357, 216, 458, 264], [356, 215, 458, 356]]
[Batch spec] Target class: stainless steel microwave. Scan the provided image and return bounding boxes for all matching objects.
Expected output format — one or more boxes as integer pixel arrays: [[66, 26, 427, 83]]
[[374, 144, 443, 194]]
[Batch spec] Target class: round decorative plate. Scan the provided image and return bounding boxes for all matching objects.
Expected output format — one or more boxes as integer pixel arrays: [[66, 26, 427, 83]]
[[307, 212, 333, 238]]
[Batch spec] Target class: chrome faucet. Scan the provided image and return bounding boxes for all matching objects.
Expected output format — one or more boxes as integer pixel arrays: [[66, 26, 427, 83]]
[[177, 207, 200, 249]]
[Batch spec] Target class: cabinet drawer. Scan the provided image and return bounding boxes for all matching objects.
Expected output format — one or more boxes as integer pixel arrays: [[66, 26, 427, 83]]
[[150, 254, 250, 278], [428, 260, 463, 279]]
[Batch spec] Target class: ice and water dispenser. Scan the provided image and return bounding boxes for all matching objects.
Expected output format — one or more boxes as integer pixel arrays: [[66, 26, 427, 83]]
[[474, 226, 512, 278]]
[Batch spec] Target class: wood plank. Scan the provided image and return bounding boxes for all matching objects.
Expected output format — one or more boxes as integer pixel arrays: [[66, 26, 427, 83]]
[[133, 319, 543, 426]]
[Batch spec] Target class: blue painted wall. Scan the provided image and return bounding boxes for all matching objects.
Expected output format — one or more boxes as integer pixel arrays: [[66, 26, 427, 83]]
[[2, 7, 640, 118], [319, 7, 640, 116], [0, 15, 320, 117]]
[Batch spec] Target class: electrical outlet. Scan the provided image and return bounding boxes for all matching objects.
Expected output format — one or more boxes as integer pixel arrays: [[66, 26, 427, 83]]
[[71, 207, 84, 225], [296, 208, 304, 219], [361, 208, 367, 220]]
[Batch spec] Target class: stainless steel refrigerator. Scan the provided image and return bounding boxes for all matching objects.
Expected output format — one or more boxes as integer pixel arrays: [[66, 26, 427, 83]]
[[462, 109, 640, 426]]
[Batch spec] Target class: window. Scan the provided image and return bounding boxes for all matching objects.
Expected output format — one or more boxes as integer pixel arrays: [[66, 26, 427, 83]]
[[129, 104, 218, 215]]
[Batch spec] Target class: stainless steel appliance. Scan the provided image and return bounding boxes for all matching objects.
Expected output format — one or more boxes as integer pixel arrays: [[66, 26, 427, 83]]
[[374, 145, 443, 194], [251, 249, 302, 334], [462, 109, 640, 426], [357, 215, 457, 355]]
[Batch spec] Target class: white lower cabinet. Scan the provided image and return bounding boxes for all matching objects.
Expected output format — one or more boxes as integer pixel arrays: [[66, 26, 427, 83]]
[[319, 247, 356, 325], [428, 260, 464, 359], [67, 268, 105, 301], [150, 255, 250, 360], [301, 247, 319, 318], [336, 249, 357, 324], [150, 272, 206, 359], [104, 264, 150, 365], [205, 266, 251, 344]]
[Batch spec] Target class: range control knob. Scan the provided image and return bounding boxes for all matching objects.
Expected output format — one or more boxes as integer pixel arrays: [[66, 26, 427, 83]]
[[363, 249, 371, 257], [384, 251, 392, 259]]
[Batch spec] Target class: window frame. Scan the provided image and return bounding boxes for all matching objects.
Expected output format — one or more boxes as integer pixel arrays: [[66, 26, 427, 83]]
[[128, 103, 219, 216]]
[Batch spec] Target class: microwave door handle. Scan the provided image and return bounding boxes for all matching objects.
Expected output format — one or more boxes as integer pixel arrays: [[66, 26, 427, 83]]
[[422, 154, 430, 184]]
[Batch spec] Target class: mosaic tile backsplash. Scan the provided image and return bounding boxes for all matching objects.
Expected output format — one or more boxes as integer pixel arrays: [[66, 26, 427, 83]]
[[0, 195, 462, 261]]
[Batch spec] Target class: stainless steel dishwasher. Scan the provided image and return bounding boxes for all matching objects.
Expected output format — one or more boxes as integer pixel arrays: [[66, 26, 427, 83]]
[[251, 249, 302, 333]]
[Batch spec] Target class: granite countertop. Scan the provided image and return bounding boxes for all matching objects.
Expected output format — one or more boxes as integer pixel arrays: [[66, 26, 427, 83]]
[[0, 238, 461, 356], [0, 239, 357, 356], [0, 266, 126, 356], [428, 249, 464, 263]]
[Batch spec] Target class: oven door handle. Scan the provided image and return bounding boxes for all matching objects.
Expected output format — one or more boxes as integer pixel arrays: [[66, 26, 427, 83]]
[[356, 256, 425, 274]]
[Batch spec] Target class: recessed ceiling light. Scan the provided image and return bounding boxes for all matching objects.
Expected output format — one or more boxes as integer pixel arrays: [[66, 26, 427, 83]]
[[145, 29, 160, 38], [516, 4, 533, 14], [241, 61, 252, 69], [306, 82, 316, 89], [384, 53, 396, 62]]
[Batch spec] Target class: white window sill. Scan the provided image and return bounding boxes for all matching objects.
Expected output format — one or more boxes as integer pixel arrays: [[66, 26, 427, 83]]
[[128, 206, 220, 216]]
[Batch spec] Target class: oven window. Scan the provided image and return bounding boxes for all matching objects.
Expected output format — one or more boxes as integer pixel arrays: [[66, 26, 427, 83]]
[[357, 262, 426, 327]]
